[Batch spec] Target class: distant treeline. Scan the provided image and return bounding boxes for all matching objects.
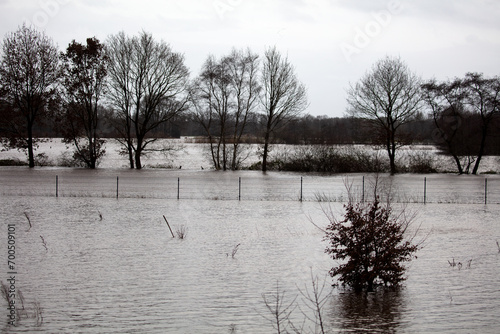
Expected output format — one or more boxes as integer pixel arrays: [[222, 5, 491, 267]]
[[17, 110, 500, 154]]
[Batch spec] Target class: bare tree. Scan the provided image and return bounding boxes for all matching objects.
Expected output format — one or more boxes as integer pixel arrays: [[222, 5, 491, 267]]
[[260, 46, 308, 172], [421, 78, 473, 174], [227, 48, 261, 170], [0, 24, 60, 167], [347, 56, 422, 175], [59, 37, 107, 168], [192, 54, 231, 170], [105, 31, 135, 168], [462, 73, 500, 175], [261, 281, 298, 334], [422, 73, 500, 174], [192, 48, 260, 170], [106, 31, 190, 169]]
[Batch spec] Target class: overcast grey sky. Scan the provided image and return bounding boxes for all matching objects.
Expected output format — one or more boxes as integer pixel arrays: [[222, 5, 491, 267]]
[[1, 0, 499, 117]]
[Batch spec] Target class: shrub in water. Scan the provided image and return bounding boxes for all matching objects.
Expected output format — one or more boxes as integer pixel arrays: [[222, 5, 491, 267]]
[[324, 197, 421, 292]]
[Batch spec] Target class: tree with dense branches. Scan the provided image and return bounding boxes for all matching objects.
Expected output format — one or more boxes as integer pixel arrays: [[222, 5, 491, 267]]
[[60, 37, 108, 168], [324, 182, 421, 292], [0, 24, 60, 167]]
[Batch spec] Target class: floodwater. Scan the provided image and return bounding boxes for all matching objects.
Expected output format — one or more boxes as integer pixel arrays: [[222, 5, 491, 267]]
[[1, 168, 500, 333]]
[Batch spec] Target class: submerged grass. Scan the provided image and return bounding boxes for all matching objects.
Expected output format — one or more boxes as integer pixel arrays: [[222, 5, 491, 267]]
[[176, 225, 187, 239]]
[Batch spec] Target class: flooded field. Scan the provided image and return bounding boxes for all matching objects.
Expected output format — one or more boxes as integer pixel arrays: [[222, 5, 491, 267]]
[[1, 168, 499, 333]]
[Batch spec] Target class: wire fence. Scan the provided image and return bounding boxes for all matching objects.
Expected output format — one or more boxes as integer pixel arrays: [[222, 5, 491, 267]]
[[1, 169, 499, 205]]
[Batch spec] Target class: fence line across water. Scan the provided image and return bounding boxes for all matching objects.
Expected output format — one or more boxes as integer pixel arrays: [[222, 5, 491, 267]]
[[2, 170, 498, 204]]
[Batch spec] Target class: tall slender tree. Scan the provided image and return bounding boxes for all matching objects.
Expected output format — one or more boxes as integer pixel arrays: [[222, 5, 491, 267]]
[[227, 49, 261, 170], [260, 46, 307, 172], [0, 24, 60, 167], [60, 37, 107, 168], [347, 56, 422, 175]]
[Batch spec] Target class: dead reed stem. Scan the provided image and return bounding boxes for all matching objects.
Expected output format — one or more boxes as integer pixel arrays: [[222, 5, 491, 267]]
[[163, 215, 175, 238]]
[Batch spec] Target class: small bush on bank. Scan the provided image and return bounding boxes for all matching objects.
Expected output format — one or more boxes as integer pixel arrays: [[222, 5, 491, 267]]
[[0, 158, 27, 166], [397, 151, 437, 173]]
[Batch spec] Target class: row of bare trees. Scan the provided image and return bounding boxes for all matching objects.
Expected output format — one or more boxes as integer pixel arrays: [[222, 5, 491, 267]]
[[0, 24, 308, 170], [1, 25, 498, 174], [191, 47, 307, 171], [347, 56, 500, 175]]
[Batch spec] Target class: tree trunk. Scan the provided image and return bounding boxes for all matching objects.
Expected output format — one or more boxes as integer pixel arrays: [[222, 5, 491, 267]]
[[387, 127, 397, 175], [135, 148, 142, 170], [472, 124, 489, 175], [222, 140, 227, 171], [389, 150, 396, 175], [232, 143, 239, 170], [386, 137, 396, 175], [128, 145, 135, 169], [262, 117, 273, 172], [27, 118, 35, 168], [452, 154, 464, 174], [135, 136, 143, 169], [27, 133, 35, 168], [262, 138, 270, 172]]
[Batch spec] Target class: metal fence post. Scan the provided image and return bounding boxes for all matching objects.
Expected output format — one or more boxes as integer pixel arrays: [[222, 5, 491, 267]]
[[300, 177, 303, 202], [239, 177, 241, 201], [424, 177, 427, 204], [362, 176, 365, 203], [485, 178, 488, 205]]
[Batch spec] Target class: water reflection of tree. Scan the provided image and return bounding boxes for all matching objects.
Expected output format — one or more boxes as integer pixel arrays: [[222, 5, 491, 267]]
[[330, 290, 407, 333]]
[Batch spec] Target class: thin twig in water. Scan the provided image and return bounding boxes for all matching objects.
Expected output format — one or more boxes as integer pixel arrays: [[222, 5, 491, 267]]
[[496, 240, 500, 253], [163, 215, 175, 238], [24, 212, 32, 231], [40, 235, 48, 251], [297, 272, 330, 334], [34, 301, 43, 327], [98, 210, 103, 221], [227, 244, 240, 258], [261, 281, 298, 334]]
